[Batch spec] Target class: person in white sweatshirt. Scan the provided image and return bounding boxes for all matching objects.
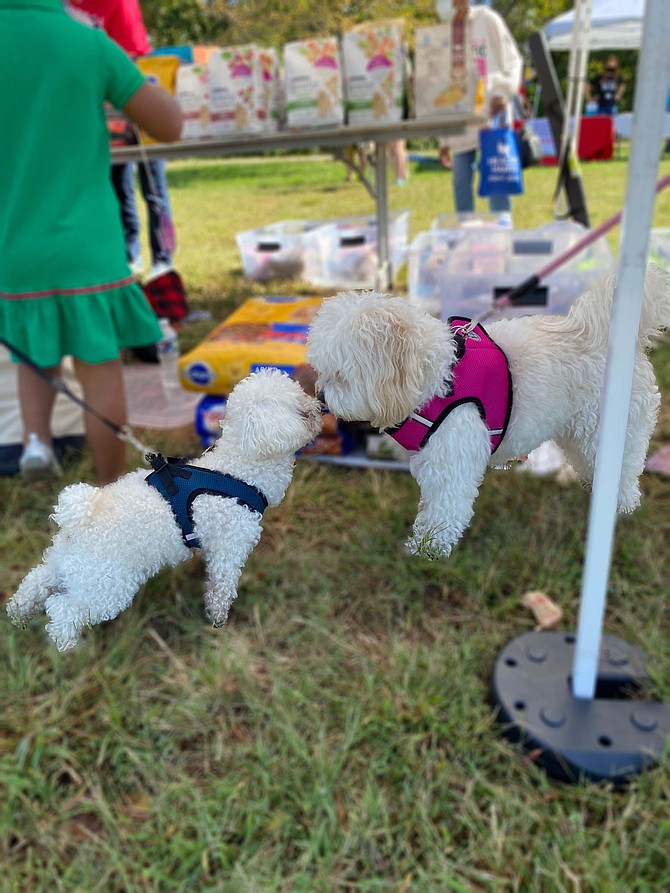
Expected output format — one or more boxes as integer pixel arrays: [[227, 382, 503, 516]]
[[437, 0, 523, 224]]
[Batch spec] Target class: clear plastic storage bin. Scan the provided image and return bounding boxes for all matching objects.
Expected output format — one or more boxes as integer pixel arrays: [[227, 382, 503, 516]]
[[236, 219, 323, 282], [408, 230, 478, 315], [439, 221, 614, 320], [409, 214, 509, 315], [439, 268, 613, 320], [431, 211, 502, 231], [308, 210, 410, 289], [506, 221, 613, 276]]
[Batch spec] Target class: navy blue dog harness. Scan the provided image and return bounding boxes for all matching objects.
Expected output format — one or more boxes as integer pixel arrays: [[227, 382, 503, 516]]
[[145, 453, 268, 549]]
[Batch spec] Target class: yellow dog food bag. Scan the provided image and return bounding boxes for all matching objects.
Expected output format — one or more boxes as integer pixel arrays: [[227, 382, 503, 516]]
[[136, 55, 180, 144], [178, 295, 324, 395]]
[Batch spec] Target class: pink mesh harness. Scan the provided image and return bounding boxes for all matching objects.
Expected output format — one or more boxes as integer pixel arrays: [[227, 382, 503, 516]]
[[386, 317, 513, 454]]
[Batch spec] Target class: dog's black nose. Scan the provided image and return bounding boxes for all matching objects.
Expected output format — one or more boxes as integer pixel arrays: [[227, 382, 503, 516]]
[[316, 390, 326, 404]]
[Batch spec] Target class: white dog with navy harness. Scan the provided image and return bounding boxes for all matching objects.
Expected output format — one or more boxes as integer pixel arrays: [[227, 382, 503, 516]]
[[7, 368, 322, 651]]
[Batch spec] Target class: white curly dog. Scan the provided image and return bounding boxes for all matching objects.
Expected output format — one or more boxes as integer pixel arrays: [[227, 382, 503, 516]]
[[307, 267, 670, 560], [7, 368, 322, 650]]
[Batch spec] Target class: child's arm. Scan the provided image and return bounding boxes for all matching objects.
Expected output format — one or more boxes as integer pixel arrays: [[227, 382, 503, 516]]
[[123, 82, 183, 143]]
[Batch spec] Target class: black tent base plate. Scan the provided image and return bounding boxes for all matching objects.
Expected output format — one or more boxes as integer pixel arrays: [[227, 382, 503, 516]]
[[491, 631, 670, 784]]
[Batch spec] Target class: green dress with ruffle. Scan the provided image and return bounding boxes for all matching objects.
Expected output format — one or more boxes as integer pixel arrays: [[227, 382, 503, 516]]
[[0, 0, 162, 367]]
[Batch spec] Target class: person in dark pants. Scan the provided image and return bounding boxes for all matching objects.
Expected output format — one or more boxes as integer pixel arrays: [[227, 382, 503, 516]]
[[69, 0, 176, 279], [111, 157, 174, 277]]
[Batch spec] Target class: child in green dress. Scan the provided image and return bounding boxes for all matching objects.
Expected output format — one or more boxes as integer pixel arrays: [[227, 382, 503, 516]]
[[0, 0, 183, 483]]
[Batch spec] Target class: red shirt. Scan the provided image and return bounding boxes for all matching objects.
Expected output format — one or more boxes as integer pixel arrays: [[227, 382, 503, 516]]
[[68, 0, 150, 57]]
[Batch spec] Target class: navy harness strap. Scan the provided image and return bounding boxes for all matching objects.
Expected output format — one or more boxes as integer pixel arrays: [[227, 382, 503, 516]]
[[145, 453, 268, 548]]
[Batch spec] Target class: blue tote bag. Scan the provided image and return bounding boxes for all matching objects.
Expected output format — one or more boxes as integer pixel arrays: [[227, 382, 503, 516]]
[[478, 117, 524, 197]]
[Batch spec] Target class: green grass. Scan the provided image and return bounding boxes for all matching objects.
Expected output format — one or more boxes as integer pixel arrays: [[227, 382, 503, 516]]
[[1, 152, 670, 892]]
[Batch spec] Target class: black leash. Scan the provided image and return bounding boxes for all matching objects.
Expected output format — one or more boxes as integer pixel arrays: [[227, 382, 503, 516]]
[[1, 336, 155, 459]]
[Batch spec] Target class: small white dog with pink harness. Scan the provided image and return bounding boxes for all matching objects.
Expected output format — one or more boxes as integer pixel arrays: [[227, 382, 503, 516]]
[[307, 270, 670, 560]]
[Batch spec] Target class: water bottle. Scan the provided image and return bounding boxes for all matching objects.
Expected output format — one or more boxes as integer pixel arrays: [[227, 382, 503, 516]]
[[157, 317, 181, 396]]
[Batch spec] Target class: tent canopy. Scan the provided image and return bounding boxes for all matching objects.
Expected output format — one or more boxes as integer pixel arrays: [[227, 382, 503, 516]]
[[544, 0, 645, 50]]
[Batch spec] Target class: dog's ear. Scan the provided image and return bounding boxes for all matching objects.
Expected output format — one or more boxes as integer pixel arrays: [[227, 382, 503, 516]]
[[238, 395, 285, 457], [239, 392, 318, 458], [358, 306, 429, 429]]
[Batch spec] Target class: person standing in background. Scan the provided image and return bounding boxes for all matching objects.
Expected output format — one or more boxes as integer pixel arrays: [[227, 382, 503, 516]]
[[387, 139, 409, 186], [69, 0, 176, 279], [0, 0, 182, 483], [585, 55, 625, 116], [436, 0, 523, 225]]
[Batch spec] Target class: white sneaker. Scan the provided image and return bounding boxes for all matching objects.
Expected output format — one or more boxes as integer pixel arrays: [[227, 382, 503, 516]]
[[496, 212, 513, 228], [19, 433, 62, 479], [148, 261, 173, 280], [129, 256, 145, 277]]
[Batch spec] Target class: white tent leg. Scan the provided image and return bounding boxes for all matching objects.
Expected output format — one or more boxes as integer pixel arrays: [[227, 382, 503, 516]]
[[572, 0, 670, 699]]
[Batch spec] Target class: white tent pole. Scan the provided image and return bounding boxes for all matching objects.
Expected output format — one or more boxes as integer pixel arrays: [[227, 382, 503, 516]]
[[554, 0, 592, 217], [570, 0, 591, 153], [572, 0, 670, 700], [556, 1, 584, 169]]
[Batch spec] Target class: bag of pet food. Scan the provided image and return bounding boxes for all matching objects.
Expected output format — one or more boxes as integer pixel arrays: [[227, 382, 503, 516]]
[[193, 45, 220, 64], [176, 64, 212, 141], [178, 295, 325, 395], [283, 37, 344, 129], [258, 47, 281, 132], [208, 44, 265, 135], [414, 23, 479, 118], [136, 55, 181, 143], [342, 20, 406, 125]]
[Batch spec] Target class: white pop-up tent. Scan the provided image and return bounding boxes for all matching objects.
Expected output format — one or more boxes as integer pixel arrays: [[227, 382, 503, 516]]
[[544, 0, 645, 50]]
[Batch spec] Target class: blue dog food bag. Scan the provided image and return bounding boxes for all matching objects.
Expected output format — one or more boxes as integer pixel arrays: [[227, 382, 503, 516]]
[[195, 393, 228, 446]]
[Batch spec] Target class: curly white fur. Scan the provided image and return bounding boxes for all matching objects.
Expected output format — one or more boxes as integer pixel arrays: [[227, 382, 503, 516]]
[[7, 368, 322, 650], [307, 266, 670, 560]]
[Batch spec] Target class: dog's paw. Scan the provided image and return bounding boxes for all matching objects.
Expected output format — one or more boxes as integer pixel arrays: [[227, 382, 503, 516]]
[[44, 596, 87, 651], [205, 598, 231, 628], [406, 531, 452, 561], [6, 602, 28, 629], [207, 612, 229, 629], [617, 497, 641, 514], [44, 620, 80, 652]]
